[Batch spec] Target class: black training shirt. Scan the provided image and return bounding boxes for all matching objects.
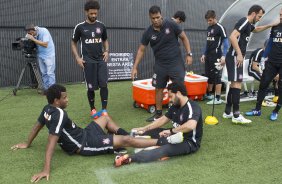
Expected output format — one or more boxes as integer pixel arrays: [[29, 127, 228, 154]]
[[72, 20, 107, 63], [141, 19, 183, 67], [248, 48, 263, 71], [165, 100, 203, 147], [38, 104, 84, 155], [206, 23, 227, 56], [228, 17, 255, 56], [268, 23, 282, 63]]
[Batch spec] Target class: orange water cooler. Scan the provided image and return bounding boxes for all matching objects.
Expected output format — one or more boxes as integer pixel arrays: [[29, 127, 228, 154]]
[[132, 79, 169, 113], [184, 74, 208, 100]]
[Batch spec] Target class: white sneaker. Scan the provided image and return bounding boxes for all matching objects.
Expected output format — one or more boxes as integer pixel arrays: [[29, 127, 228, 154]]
[[167, 132, 184, 144], [232, 114, 252, 124], [222, 112, 233, 119], [207, 99, 223, 105]]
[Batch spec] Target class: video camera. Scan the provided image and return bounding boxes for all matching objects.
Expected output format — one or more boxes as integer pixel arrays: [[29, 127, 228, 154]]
[[12, 37, 36, 58]]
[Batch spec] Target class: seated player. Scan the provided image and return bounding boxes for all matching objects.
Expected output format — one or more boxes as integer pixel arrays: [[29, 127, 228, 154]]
[[11, 84, 183, 183], [114, 81, 203, 167]]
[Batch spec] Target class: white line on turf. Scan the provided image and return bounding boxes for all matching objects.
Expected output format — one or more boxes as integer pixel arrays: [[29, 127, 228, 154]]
[[94, 163, 164, 184]]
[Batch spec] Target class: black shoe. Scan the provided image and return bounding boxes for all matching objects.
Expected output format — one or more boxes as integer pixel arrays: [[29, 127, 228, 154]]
[[146, 113, 162, 122], [240, 91, 249, 98], [114, 148, 127, 155]]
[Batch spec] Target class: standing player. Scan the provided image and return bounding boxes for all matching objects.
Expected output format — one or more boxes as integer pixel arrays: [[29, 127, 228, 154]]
[[247, 40, 279, 99], [222, 5, 275, 124], [246, 8, 282, 121], [131, 5, 193, 122], [200, 10, 229, 105], [71, 0, 109, 118], [114, 82, 203, 167]]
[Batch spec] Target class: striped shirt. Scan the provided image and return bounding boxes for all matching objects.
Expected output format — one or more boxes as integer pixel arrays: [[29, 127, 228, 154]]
[[206, 22, 227, 56], [228, 17, 255, 56], [38, 104, 83, 154], [165, 100, 203, 147], [72, 20, 107, 63]]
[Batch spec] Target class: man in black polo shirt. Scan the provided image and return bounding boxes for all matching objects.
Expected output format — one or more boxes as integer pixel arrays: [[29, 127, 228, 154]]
[[71, 0, 109, 118], [222, 5, 275, 124], [200, 10, 229, 105], [11, 84, 184, 182], [246, 8, 282, 121], [131, 5, 193, 122], [114, 81, 203, 167]]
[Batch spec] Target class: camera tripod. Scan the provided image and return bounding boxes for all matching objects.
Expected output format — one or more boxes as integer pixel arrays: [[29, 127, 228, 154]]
[[13, 55, 43, 95]]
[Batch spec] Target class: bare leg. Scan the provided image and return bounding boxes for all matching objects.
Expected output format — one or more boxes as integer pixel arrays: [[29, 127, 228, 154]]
[[215, 83, 222, 95], [230, 81, 241, 89], [208, 84, 213, 93], [155, 88, 164, 111], [94, 115, 120, 133], [113, 135, 158, 149]]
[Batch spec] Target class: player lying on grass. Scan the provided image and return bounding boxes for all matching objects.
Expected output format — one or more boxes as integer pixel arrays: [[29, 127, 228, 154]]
[[11, 84, 183, 183], [114, 81, 203, 167]]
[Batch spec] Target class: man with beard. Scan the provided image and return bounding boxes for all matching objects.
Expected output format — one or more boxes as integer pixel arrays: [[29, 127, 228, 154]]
[[222, 5, 276, 124], [114, 81, 203, 167], [71, 0, 109, 119], [246, 8, 282, 121], [131, 5, 193, 122]]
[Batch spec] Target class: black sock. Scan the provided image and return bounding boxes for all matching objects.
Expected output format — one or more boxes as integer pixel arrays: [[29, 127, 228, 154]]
[[274, 88, 279, 96], [87, 90, 95, 110], [100, 87, 108, 109], [225, 88, 233, 114], [273, 104, 282, 113], [216, 95, 220, 100], [116, 128, 129, 135], [232, 88, 241, 117], [156, 110, 162, 115]]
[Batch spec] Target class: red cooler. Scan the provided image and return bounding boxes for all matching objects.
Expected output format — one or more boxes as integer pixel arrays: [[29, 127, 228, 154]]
[[132, 79, 169, 113], [184, 74, 208, 100]]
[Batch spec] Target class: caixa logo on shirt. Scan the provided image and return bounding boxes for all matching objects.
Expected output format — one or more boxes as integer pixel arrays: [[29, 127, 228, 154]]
[[85, 38, 102, 44]]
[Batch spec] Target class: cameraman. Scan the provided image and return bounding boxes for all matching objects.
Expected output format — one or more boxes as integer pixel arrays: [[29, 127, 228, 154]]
[[25, 24, 56, 93]]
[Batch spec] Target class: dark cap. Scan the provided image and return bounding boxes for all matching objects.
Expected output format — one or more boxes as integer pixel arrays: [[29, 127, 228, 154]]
[[25, 24, 36, 31]]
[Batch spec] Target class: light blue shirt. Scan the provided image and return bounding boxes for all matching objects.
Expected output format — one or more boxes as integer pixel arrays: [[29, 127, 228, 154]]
[[36, 27, 55, 59]]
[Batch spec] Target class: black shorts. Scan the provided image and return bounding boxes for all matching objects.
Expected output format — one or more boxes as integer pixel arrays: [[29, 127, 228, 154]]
[[152, 64, 185, 88], [79, 121, 113, 156], [205, 53, 222, 84], [225, 53, 243, 82], [84, 62, 108, 90]]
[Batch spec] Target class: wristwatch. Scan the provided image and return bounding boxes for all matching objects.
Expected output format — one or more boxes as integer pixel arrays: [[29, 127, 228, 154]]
[[187, 52, 193, 57]]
